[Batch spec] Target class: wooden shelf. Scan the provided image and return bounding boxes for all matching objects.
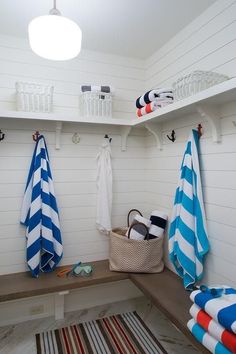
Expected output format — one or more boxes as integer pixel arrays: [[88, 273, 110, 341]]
[[132, 78, 236, 126], [0, 110, 132, 126], [131, 78, 236, 149], [0, 78, 236, 150], [1, 78, 236, 128], [0, 111, 132, 150]]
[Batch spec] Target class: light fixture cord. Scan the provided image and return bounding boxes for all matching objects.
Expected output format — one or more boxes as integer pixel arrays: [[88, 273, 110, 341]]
[[49, 0, 61, 15]]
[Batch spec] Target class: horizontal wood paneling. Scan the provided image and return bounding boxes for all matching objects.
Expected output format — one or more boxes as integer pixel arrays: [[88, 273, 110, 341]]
[[0, 35, 145, 274], [146, 0, 235, 68], [145, 109, 236, 285], [145, 0, 236, 285], [0, 119, 147, 274], [0, 0, 235, 292], [0, 34, 144, 121], [146, 0, 236, 89]]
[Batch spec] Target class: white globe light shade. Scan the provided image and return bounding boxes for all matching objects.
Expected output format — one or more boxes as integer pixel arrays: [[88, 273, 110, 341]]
[[28, 15, 82, 60]]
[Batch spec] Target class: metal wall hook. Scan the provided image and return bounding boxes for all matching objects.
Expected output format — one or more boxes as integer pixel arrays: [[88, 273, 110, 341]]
[[167, 130, 176, 142], [197, 124, 203, 138], [0, 129, 5, 142], [104, 134, 112, 143], [32, 131, 40, 142], [72, 132, 80, 144]]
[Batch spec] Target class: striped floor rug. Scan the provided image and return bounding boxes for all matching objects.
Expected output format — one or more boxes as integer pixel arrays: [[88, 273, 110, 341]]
[[36, 311, 168, 354]]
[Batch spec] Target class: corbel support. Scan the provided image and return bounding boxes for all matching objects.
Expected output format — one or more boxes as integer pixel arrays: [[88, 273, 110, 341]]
[[54, 290, 69, 320], [120, 126, 132, 151], [195, 104, 221, 143], [55, 121, 63, 150], [145, 122, 163, 150]]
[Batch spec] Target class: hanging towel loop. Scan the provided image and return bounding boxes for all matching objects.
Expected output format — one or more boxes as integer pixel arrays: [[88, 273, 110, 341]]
[[167, 130, 176, 142], [32, 131, 40, 142], [0, 129, 5, 142]]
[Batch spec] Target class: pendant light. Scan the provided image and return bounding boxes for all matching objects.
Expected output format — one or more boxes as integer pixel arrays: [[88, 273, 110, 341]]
[[28, 0, 82, 61]]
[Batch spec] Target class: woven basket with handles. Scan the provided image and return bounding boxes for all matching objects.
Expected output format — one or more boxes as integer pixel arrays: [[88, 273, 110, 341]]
[[109, 209, 164, 273]]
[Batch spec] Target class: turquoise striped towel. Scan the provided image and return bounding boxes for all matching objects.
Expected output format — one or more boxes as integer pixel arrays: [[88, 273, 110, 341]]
[[169, 129, 209, 289]]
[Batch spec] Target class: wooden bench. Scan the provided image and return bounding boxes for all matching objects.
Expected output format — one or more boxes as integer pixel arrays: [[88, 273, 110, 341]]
[[130, 270, 210, 354], [0, 260, 209, 353]]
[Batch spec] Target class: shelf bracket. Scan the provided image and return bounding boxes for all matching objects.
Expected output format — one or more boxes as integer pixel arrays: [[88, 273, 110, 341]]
[[55, 121, 63, 150], [145, 123, 163, 150], [196, 104, 221, 143], [54, 290, 69, 320], [120, 126, 132, 151]]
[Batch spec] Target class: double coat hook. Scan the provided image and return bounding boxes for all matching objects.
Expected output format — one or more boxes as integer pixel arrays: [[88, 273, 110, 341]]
[[32, 131, 40, 142], [104, 134, 112, 143], [197, 124, 203, 138], [0, 129, 5, 142], [167, 130, 176, 142]]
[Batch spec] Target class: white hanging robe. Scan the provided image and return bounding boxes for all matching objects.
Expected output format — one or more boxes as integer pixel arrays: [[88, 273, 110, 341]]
[[96, 139, 113, 234]]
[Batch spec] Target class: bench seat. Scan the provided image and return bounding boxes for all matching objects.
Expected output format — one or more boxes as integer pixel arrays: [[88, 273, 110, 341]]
[[0, 260, 128, 302], [0, 260, 210, 353], [130, 270, 210, 353]]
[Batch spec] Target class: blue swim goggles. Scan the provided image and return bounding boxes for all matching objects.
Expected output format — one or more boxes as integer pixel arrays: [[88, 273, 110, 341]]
[[57, 262, 93, 278]]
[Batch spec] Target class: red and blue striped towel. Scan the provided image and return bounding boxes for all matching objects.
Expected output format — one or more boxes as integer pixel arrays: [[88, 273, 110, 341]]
[[190, 287, 236, 334], [190, 304, 236, 353], [188, 319, 232, 354]]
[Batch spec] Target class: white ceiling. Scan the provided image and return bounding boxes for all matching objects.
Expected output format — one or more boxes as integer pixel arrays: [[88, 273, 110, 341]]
[[0, 0, 216, 59]]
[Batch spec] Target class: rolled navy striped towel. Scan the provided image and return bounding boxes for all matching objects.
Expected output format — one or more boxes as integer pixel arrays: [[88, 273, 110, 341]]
[[188, 319, 232, 354], [136, 99, 173, 117], [126, 214, 151, 240], [190, 287, 236, 333], [136, 88, 173, 108], [147, 210, 168, 240], [81, 85, 113, 93], [190, 304, 236, 353]]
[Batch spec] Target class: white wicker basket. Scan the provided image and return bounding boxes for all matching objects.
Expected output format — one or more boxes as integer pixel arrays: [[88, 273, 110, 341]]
[[79, 91, 112, 118], [172, 71, 229, 101], [15, 82, 54, 113]]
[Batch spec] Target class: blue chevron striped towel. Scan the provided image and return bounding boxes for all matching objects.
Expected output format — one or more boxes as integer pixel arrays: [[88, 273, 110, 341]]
[[169, 129, 209, 289], [20, 135, 63, 277]]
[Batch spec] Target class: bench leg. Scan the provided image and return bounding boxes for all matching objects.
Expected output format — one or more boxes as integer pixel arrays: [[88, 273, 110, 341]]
[[54, 291, 69, 320]]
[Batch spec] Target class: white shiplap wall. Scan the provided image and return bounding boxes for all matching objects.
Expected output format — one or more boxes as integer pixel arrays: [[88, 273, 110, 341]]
[[146, 0, 236, 88], [145, 0, 236, 287], [0, 120, 147, 275], [0, 0, 236, 325], [0, 34, 145, 120], [0, 35, 146, 275]]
